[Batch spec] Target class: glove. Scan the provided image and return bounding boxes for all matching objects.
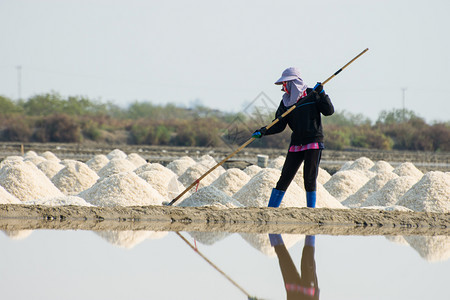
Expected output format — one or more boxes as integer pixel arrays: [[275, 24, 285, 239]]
[[252, 127, 267, 138], [313, 82, 324, 94]]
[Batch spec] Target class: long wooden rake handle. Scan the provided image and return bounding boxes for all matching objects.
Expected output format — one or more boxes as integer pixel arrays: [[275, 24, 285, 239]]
[[168, 48, 369, 206]]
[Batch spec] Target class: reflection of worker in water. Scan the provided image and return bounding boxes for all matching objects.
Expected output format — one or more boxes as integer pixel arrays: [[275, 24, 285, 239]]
[[269, 234, 319, 300]]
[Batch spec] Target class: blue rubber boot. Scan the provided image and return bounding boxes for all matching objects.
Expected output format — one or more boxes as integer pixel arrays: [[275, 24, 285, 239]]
[[268, 188, 285, 207], [306, 191, 316, 208], [305, 235, 316, 247]]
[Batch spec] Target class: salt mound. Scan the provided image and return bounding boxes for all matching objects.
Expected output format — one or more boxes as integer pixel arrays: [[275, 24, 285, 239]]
[[178, 186, 243, 208], [339, 161, 354, 171], [126, 153, 147, 168], [78, 171, 165, 206], [360, 205, 412, 212], [138, 168, 184, 201], [37, 160, 65, 179], [187, 231, 231, 245], [347, 157, 374, 171], [239, 233, 305, 257], [233, 168, 305, 207], [0, 156, 23, 168], [393, 162, 423, 180], [243, 165, 262, 177], [268, 156, 285, 170], [51, 161, 99, 195], [363, 176, 418, 207], [97, 158, 136, 178], [0, 160, 63, 202], [24, 155, 47, 166], [369, 161, 394, 173], [86, 154, 110, 173], [166, 156, 196, 176], [178, 163, 220, 191], [24, 195, 92, 206], [404, 236, 450, 262], [24, 150, 38, 158], [210, 168, 251, 196], [107, 149, 128, 160], [343, 172, 399, 208], [96, 231, 167, 249], [0, 185, 21, 204], [134, 163, 167, 176], [397, 171, 450, 213], [40, 151, 60, 162], [323, 170, 370, 201]]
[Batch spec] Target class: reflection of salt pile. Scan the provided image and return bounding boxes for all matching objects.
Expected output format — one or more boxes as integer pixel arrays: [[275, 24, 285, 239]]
[[78, 172, 165, 206], [404, 235, 450, 262], [25, 196, 92, 206], [343, 172, 399, 208], [239, 233, 305, 257], [136, 163, 184, 201], [233, 168, 305, 207], [363, 176, 418, 207], [97, 158, 137, 178], [2, 230, 33, 240], [96, 230, 167, 249], [210, 168, 251, 196], [393, 162, 423, 180], [188, 231, 231, 245], [178, 186, 243, 208], [37, 160, 65, 178], [0, 160, 63, 201], [86, 154, 110, 173], [397, 172, 450, 213], [166, 156, 196, 176], [51, 161, 99, 195], [0, 185, 21, 204], [243, 165, 262, 177]]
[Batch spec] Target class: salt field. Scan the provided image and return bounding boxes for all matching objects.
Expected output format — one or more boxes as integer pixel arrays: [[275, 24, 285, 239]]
[[0, 149, 449, 212], [0, 229, 448, 300]]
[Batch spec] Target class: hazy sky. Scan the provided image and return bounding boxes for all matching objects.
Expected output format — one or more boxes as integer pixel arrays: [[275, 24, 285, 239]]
[[1, 0, 449, 122]]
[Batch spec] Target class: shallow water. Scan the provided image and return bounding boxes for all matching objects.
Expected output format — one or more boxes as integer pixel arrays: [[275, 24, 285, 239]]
[[1, 230, 448, 300]]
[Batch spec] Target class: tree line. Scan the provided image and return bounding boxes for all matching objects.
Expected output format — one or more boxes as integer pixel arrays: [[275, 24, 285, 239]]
[[0, 92, 448, 152]]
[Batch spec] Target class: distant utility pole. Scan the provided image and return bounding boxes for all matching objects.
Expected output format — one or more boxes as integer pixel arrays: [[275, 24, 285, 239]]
[[16, 65, 22, 100], [401, 87, 407, 122]]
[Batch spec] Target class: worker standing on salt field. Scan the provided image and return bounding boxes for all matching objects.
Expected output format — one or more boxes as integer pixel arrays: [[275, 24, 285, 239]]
[[252, 67, 334, 208]]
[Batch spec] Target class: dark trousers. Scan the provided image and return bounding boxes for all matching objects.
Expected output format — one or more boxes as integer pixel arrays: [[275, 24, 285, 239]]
[[275, 149, 322, 192]]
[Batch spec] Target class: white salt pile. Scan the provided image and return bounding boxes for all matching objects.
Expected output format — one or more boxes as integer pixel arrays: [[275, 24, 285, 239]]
[[23, 150, 38, 158], [24, 155, 47, 166], [0, 160, 63, 202], [97, 158, 137, 179], [360, 205, 413, 212], [397, 171, 450, 213], [233, 168, 305, 207], [78, 171, 165, 206], [126, 153, 147, 168], [393, 162, 423, 180], [51, 161, 99, 195], [0, 185, 21, 204], [403, 235, 450, 262], [178, 185, 243, 208], [243, 165, 262, 177], [40, 151, 60, 162], [239, 233, 305, 257], [347, 157, 374, 171], [134, 163, 166, 175], [342, 172, 399, 208], [86, 154, 110, 173], [166, 156, 197, 176], [210, 168, 251, 196], [369, 160, 394, 173], [267, 156, 285, 170], [106, 149, 127, 160], [324, 169, 370, 202], [0, 156, 23, 168], [37, 160, 65, 179], [339, 160, 354, 171], [24, 196, 92, 206], [137, 168, 183, 201], [96, 230, 167, 249], [178, 163, 219, 191], [363, 176, 418, 207]]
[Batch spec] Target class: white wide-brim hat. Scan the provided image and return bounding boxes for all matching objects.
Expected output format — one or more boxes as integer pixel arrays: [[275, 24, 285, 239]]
[[274, 67, 301, 85]]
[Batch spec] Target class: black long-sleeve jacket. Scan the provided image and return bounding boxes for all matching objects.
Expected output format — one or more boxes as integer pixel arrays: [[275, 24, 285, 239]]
[[265, 88, 334, 145]]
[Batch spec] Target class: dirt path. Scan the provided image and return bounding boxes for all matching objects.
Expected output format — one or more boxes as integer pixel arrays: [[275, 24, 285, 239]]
[[1, 204, 448, 236]]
